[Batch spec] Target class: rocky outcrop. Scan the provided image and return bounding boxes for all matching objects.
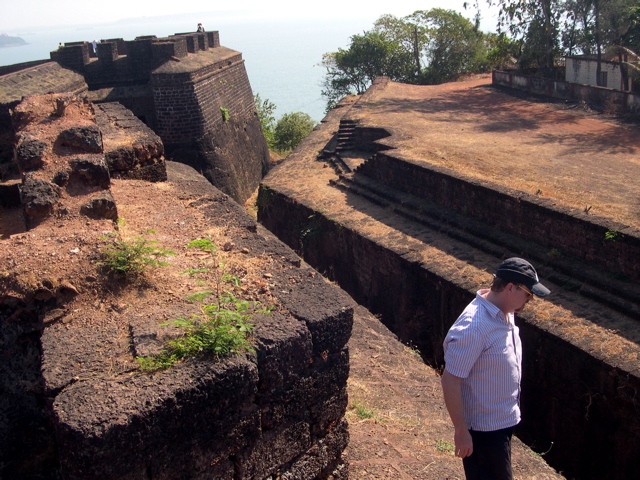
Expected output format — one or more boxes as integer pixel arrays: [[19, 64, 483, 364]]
[[1, 94, 353, 479], [6, 94, 167, 229], [95, 102, 167, 182]]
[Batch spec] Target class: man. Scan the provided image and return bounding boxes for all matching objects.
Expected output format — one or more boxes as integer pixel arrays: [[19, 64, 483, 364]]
[[441, 257, 550, 480]]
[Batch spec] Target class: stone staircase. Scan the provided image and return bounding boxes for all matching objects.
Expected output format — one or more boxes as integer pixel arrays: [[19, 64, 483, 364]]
[[335, 119, 357, 153]]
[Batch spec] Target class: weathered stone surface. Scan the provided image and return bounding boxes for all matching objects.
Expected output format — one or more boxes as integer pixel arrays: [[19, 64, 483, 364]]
[[51, 170, 69, 187], [79, 191, 118, 220], [0, 180, 21, 207], [0, 305, 58, 480], [238, 420, 312, 479], [281, 418, 349, 480], [276, 273, 354, 357], [0, 62, 87, 105], [69, 154, 110, 188], [15, 135, 47, 172], [58, 125, 103, 153], [95, 102, 167, 182], [20, 176, 60, 218], [52, 358, 261, 480], [104, 145, 135, 171], [253, 312, 313, 392]]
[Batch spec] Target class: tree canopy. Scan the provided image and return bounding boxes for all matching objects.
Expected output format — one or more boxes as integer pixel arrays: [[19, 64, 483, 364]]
[[321, 2, 640, 108], [273, 112, 316, 153], [321, 9, 489, 109]]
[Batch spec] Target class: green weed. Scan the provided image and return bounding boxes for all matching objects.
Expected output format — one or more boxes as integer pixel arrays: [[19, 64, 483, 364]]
[[351, 400, 377, 420], [547, 248, 561, 259], [435, 438, 455, 455], [137, 293, 270, 371], [604, 229, 624, 242], [137, 237, 272, 371], [98, 221, 174, 276]]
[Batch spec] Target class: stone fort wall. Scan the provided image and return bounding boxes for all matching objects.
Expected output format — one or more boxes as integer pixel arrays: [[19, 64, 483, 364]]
[[1, 30, 267, 203]]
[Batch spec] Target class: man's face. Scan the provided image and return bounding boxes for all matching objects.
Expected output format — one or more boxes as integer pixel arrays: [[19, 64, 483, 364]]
[[511, 283, 533, 314]]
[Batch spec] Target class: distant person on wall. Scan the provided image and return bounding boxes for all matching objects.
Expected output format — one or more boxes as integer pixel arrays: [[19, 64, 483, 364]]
[[441, 257, 550, 480], [197, 23, 205, 33], [91, 40, 97, 54]]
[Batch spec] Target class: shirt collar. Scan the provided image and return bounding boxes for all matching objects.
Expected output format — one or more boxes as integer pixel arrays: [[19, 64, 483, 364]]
[[476, 289, 513, 325]]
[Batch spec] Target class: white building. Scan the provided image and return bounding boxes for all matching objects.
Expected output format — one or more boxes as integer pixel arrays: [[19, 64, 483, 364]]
[[565, 55, 629, 91]]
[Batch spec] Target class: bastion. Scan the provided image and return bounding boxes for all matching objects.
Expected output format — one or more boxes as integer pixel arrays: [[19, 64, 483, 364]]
[[0, 30, 269, 204], [258, 76, 640, 480]]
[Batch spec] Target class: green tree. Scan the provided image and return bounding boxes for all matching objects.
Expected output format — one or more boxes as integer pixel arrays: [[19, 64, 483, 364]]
[[485, 32, 520, 69], [321, 30, 413, 109], [373, 14, 429, 83], [273, 112, 316, 152], [488, 0, 563, 74], [321, 9, 490, 109], [417, 9, 487, 84], [254, 94, 276, 148]]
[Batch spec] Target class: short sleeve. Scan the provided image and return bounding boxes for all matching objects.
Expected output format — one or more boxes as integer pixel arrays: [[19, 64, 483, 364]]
[[443, 317, 485, 379]]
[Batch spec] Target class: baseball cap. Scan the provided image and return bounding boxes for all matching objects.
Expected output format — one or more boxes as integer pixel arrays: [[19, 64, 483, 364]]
[[495, 257, 550, 298]]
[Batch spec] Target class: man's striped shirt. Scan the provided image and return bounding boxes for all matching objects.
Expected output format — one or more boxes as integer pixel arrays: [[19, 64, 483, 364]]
[[443, 289, 522, 432]]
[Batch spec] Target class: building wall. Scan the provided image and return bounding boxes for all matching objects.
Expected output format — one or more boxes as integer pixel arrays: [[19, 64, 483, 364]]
[[493, 70, 640, 113], [566, 56, 624, 90]]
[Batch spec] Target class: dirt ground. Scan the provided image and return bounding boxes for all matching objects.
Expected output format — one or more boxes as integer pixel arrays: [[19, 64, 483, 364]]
[[351, 76, 640, 231]]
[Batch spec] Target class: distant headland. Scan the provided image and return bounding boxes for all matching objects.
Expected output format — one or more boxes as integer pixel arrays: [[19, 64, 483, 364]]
[[0, 33, 27, 47]]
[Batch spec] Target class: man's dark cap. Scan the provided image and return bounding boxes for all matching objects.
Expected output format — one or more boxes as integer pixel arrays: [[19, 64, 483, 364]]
[[495, 257, 550, 297]]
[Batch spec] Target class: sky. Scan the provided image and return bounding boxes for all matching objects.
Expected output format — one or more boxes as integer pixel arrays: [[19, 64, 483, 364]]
[[0, 0, 499, 33]]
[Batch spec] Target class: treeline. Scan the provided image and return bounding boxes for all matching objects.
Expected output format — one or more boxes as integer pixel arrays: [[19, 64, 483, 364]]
[[321, 1, 640, 108]]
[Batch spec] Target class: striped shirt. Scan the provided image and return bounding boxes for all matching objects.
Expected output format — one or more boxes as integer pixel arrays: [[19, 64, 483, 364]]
[[443, 289, 522, 431]]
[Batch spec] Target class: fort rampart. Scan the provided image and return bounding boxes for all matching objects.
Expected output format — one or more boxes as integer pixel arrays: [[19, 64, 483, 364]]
[[257, 85, 640, 479], [0, 90, 352, 479]]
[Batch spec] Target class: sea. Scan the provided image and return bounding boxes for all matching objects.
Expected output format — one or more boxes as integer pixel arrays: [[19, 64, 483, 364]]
[[0, 13, 377, 123]]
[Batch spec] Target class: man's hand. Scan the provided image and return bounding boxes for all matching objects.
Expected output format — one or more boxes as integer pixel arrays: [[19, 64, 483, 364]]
[[441, 369, 474, 458], [454, 427, 473, 458]]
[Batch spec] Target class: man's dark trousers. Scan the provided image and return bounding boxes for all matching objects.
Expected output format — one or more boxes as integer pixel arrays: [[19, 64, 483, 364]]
[[462, 426, 515, 480]]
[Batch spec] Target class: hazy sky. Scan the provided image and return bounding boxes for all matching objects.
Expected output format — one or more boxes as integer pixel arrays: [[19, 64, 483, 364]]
[[0, 0, 498, 32]]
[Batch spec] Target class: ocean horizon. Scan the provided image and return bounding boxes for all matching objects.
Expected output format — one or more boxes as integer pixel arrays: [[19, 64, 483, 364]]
[[0, 14, 377, 123]]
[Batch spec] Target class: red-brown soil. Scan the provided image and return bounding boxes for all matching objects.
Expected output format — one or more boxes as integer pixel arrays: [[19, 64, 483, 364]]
[[355, 76, 640, 230]]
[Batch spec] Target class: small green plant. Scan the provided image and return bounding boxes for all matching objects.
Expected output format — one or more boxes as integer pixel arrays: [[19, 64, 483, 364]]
[[533, 441, 554, 457], [137, 292, 269, 371], [99, 222, 174, 276], [220, 107, 230, 122], [547, 248, 561, 259], [137, 237, 272, 371], [604, 229, 624, 242], [435, 438, 455, 455], [299, 213, 322, 249], [352, 400, 377, 420]]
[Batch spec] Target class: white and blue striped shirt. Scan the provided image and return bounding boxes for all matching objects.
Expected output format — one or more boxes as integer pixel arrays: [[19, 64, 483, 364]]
[[443, 289, 522, 432]]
